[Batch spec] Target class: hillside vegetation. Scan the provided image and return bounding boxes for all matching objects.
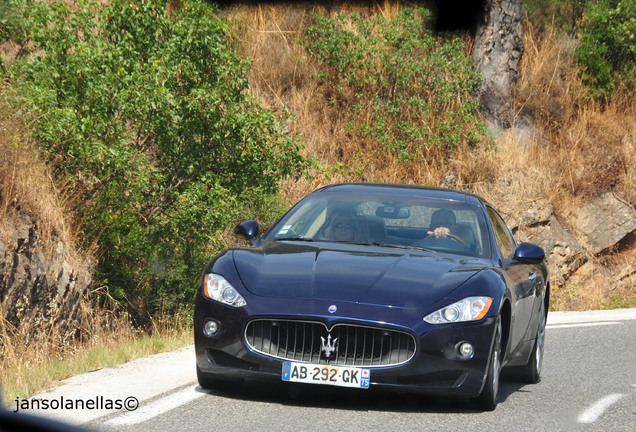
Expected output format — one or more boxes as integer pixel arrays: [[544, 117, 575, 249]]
[[225, 0, 635, 309], [2, 0, 307, 325], [0, 0, 634, 399]]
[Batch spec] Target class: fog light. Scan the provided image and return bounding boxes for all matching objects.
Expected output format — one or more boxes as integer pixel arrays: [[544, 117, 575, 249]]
[[203, 320, 220, 337], [456, 341, 474, 359]]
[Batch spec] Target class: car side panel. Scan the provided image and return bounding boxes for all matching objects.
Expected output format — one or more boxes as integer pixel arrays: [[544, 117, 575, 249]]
[[503, 259, 540, 361]]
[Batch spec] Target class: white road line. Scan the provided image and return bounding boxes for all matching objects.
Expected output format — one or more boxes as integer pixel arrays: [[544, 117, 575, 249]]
[[546, 321, 623, 329], [577, 394, 625, 424], [104, 386, 204, 426]]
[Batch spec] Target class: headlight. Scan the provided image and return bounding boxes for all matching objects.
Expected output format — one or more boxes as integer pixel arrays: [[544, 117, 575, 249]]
[[423, 296, 493, 324], [202, 273, 246, 307]]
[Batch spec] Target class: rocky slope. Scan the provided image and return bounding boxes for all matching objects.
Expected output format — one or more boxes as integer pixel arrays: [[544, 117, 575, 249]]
[[511, 193, 636, 308], [0, 209, 93, 343]]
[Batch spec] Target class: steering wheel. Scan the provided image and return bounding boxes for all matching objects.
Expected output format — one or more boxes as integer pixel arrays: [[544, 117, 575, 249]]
[[424, 233, 467, 247]]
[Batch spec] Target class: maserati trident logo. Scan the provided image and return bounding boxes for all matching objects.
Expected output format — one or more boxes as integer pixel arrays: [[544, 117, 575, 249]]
[[320, 334, 338, 361]]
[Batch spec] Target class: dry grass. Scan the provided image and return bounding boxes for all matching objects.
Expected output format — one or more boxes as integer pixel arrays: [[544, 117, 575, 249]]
[[223, 3, 526, 201], [1, 304, 192, 405], [0, 87, 92, 266], [514, 24, 635, 207], [1, 295, 120, 402], [511, 26, 634, 310], [224, 2, 479, 204]]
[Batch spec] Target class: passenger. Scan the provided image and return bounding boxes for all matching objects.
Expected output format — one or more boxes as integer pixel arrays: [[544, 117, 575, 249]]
[[331, 216, 357, 242]]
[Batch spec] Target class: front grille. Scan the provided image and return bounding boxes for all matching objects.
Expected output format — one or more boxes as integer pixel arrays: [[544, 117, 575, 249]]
[[245, 319, 416, 368]]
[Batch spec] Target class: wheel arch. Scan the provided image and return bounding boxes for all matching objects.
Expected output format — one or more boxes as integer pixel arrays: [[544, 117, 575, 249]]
[[499, 298, 512, 359]]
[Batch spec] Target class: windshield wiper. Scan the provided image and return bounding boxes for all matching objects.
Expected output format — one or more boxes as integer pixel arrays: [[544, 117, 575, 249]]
[[340, 241, 436, 253], [274, 236, 314, 242], [372, 242, 436, 252]]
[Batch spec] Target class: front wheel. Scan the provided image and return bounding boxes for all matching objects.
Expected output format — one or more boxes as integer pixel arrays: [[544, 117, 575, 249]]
[[475, 318, 502, 411]]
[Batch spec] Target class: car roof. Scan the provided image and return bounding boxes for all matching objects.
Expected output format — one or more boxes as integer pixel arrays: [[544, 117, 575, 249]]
[[313, 183, 489, 207]]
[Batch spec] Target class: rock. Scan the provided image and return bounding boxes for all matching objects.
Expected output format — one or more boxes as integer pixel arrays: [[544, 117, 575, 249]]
[[440, 172, 458, 189], [0, 209, 93, 342], [570, 193, 636, 255], [605, 239, 636, 291], [520, 197, 553, 227], [518, 215, 588, 286]]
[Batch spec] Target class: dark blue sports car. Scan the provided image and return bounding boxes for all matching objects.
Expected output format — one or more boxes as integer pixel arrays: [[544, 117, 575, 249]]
[[194, 183, 549, 410]]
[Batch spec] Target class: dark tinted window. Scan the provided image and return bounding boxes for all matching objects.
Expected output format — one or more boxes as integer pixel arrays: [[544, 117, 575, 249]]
[[486, 206, 515, 258]]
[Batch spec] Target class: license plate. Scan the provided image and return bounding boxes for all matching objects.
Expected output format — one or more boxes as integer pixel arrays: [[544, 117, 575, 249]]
[[282, 361, 370, 389]]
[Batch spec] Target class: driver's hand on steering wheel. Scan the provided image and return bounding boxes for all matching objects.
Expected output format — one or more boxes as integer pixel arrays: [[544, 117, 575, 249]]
[[428, 227, 451, 238]]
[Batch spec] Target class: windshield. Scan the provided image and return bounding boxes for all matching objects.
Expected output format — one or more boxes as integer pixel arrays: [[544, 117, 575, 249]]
[[263, 190, 491, 258]]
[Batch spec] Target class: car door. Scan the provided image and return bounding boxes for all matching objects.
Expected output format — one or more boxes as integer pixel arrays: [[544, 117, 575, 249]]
[[486, 207, 537, 357]]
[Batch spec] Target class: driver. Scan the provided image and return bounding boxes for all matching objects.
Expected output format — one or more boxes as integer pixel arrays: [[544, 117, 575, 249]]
[[428, 209, 457, 238]]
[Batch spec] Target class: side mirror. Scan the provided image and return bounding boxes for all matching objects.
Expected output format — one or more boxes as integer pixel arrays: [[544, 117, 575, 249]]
[[234, 220, 259, 240], [514, 242, 545, 263]]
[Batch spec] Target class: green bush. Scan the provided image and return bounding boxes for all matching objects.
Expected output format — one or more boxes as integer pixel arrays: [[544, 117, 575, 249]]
[[4, 0, 307, 320], [576, 0, 636, 97], [523, 0, 587, 33], [303, 8, 488, 162]]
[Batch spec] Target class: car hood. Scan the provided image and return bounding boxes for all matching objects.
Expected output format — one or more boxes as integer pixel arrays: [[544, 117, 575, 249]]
[[231, 241, 487, 308]]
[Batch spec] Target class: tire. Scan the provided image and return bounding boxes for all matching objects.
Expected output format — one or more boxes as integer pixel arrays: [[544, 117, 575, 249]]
[[475, 317, 502, 411], [196, 365, 241, 391], [510, 301, 546, 384]]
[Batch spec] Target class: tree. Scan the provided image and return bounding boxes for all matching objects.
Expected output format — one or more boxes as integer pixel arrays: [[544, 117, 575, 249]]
[[471, 0, 525, 128]]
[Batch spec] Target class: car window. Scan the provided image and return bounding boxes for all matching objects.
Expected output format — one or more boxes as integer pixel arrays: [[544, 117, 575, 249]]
[[486, 206, 515, 258], [272, 199, 327, 238]]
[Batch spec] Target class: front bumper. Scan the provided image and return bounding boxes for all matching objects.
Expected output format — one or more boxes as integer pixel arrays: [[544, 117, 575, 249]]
[[194, 295, 497, 398]]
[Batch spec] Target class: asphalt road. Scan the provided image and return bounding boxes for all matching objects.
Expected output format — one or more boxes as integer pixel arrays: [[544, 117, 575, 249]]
[[8, 309, 636, 432]]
